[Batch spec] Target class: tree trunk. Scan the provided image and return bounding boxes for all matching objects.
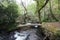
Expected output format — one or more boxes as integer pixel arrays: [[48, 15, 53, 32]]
[[21, 0, 28, 23], [49, 0, 59, 21], [36, 0, 49, 23]]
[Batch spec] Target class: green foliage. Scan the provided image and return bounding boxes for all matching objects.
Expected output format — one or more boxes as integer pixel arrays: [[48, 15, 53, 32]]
[[40, 0, 60, 22], [35, 0, 45, 10], [27, 3, 36, 14], [56, 30, 60, 36], [0, 0, 19, 31]]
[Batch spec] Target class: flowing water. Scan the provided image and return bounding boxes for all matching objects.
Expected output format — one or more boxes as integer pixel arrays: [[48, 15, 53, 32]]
[[0, 26, 43, 40]]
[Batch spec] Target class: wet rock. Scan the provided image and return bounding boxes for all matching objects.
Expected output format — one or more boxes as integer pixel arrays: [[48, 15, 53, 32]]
[[9, 29, 40, 40], [0, 28, 44, 40]]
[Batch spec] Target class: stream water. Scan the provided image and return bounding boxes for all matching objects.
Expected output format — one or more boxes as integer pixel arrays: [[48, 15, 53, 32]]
[[0, 26, 44, 40]]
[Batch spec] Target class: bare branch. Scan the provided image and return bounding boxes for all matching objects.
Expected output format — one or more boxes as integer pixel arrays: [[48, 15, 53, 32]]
[[38, 0, 49, 12], [21, 0, 28, 23]]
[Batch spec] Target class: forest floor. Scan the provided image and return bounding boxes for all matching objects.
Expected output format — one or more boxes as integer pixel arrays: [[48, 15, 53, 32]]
[[42, 22, 60, 33]]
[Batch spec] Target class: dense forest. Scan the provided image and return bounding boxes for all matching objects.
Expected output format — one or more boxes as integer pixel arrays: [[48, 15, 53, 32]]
[[0, 0, 60, 40]]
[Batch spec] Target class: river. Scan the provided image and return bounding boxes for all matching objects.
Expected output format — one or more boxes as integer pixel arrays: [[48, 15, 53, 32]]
[[0, 26, 44, 40]]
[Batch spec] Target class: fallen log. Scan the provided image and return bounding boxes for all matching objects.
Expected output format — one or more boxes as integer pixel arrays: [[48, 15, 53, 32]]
[[17, 24, 42, 27]]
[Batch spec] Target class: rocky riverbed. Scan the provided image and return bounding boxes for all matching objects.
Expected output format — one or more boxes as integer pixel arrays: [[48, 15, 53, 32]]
[[0, 26, 44, 40]]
